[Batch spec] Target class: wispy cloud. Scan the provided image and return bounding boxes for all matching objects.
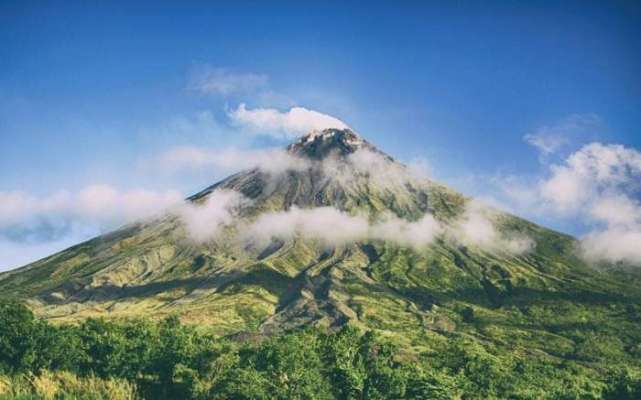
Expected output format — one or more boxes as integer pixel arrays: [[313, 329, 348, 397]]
[[524, 132, 570, 156], [450, 200, 534, 254], [188, 67, 268, 96], [243, 207, 370, 247], [523, 113, 601, 158], [159, 146, 309, 175], [0, 186, 183, 242], [176, 190, 247, 243], [228, 103, 350, 139], [318, 148, 435, 200], [241, 206, 443, 249], [369, 213, 443, 249], [239, 202, 529, 254]]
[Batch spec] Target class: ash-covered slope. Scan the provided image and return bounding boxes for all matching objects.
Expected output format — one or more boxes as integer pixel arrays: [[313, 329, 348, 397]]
[[1, 129, 640, 360]]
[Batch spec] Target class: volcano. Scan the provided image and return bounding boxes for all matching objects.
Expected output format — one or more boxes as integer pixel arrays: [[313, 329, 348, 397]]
[[1, 129, 639, 355]]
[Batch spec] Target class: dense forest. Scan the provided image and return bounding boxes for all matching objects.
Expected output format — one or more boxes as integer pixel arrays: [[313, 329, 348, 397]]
[[1, 300, 640, 399]]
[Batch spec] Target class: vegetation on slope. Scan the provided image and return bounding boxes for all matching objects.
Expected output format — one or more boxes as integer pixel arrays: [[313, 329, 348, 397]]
[[2, 300, 641, 399]]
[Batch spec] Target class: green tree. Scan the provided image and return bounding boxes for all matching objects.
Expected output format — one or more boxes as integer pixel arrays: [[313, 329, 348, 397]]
[[603, 367, 641, 400], [0, 300, 44, 373]]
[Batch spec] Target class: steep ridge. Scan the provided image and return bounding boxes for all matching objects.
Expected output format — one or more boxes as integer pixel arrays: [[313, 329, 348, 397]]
[[1, 129, 640, 360]]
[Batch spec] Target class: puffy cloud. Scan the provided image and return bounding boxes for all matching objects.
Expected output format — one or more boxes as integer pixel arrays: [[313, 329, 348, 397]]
[[228, 103, 349, 139], [581, 229, 641, 265], [160, 146, 309, 175], [243, 207, 370, 246], [588, 194, 641, 228], [369, 213, 442, 248], [176, 190, 247, 243], [540, 143, 641, 215], [449, 140, 641, 264], [496, 141, 641, 264], [539, 164, 587, 211], [189, 67, 268, 95], [567, 144, 641, 264]]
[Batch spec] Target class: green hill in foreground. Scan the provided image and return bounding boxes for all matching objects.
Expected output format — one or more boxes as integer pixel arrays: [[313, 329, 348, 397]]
[[1, 129, 641, 399]]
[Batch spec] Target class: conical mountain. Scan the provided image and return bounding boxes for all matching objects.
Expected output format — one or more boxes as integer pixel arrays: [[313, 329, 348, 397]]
[[1, 129, 639, 357]]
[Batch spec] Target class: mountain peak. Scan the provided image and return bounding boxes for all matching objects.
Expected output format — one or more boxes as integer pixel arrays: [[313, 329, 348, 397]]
[[286, 128, 371, 160]]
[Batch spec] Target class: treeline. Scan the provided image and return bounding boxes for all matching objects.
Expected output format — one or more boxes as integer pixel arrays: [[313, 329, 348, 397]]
[[0, 300, 640, 399]]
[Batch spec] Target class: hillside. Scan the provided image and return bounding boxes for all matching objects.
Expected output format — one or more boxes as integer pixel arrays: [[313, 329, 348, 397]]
[[1, 128, 640, 367]]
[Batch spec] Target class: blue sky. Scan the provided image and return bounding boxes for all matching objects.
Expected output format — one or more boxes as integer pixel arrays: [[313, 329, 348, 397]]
[[1, 1, 641, 270]]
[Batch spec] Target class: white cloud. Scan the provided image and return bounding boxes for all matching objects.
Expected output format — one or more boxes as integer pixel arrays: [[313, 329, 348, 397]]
[[228, 103, 349, 139], [455, 140, 641, 265], [523, 113, 600, 157], [0, 185, 183, 237], [320, 148, 425, 193], [241, 203, 529, 254], [189, 67, 268, 95], [581, 229, 641, 265], [565, 143, 641, 264], [539, 164, 587, 211], [486, 174, 541, 215], [347, 148, 392, 175], [524, 133, 569, 156], [370, 213, 442, 248], [345, 148, 416, 182], [0, 186, 183, 270], [451, 200, 534, 254], [160, 146, 309, 175], [176, 190, 247, 243], [492, 141, 641, 264], [243, 206, 370, 246], [588, 194, 641, 228], [540, 143, 641, 214]]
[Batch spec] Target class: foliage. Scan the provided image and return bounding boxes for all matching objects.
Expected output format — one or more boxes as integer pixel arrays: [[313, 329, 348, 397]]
[[1, 300, 640, 399]]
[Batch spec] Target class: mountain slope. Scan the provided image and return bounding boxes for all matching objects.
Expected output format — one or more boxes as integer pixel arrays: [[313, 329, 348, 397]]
[[1, 129, 640, 365]]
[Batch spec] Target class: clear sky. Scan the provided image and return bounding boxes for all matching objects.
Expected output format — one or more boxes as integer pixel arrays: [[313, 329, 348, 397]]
[[1, 1, 641, 270]]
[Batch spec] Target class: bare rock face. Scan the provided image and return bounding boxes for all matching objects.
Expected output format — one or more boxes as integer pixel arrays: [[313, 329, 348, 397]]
[[286, 129, 367, 159]]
